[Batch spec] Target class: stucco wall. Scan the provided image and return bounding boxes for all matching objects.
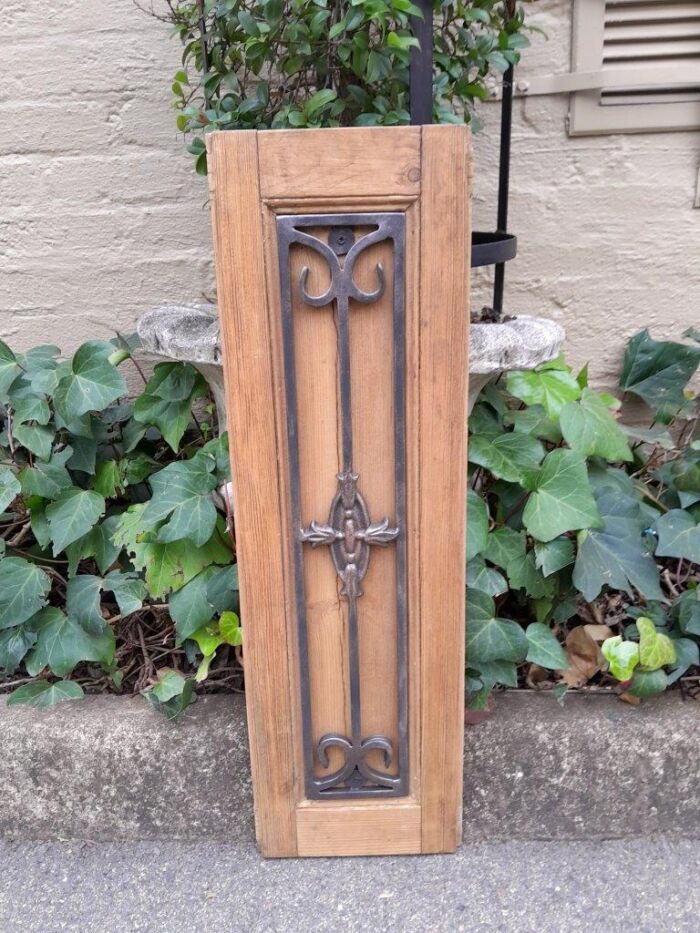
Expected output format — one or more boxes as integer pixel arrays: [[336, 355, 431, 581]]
[[2, 0, 699, 389]]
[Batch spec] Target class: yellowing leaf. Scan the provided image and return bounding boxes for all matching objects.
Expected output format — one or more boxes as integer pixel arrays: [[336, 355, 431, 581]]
[[602, 635, 639, 682], [636, 617, 677, 672]]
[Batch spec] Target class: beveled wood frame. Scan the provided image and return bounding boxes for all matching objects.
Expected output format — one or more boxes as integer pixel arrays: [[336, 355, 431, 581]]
[[207, 125, 471, 857]]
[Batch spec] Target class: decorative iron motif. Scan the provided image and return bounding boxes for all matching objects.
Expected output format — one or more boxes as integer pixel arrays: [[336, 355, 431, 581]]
[[277, 213, 408, 799], [300, 470, 399, 600]]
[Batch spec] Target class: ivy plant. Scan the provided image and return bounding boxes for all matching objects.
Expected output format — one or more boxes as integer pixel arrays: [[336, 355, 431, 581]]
[[146, 0, 533, 172], [466, 328, 700, 707], [1, 326, 697, 717], [0, 337, 239, 718]]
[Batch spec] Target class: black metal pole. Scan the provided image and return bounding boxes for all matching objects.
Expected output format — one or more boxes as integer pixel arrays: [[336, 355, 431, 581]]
[[197, 0, 211, 109], [492, 63, 513, 315], [409, 0, 433, 125]]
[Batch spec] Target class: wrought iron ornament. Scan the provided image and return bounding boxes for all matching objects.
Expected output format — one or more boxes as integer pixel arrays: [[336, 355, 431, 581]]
[[277, 213, 408, 798]]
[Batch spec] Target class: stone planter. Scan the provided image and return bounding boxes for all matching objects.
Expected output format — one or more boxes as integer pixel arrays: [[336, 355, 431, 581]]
[[138, 306, 565, 423]]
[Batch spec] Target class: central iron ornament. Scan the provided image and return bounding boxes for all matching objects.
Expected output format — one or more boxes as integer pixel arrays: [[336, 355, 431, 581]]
[[277, 213, 408, 798], [301, 470, 399, 600]]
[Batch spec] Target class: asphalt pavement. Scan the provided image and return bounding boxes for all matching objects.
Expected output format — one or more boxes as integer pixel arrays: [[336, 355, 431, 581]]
[[0, 836, 696, 932]]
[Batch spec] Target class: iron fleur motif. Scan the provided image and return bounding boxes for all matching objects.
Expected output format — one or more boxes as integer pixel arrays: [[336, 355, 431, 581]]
[[300, 471, 399, 600], [277, 213, 408, 798]]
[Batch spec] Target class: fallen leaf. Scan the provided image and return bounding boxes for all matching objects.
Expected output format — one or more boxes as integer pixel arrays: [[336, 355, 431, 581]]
[[557, 623, 613, 687], [526, 663, 550, 688], [618, 691, 641, 706]]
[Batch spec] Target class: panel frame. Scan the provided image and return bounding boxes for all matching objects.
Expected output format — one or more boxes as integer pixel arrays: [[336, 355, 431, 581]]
[[207, 125, 471, 857]]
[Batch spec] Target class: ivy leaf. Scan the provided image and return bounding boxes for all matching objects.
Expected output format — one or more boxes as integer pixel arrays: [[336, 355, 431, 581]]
[[104, 571, 146, 617], [16, 345, 60, 395], [560, 389, 632, 462], [219, 610, 242, 646], [189, 615, 241, 682], [573, 489, 664, 603], [143, 457, 218, 547], [0, 466, 20, 513], [619, 329, 700, 414], [7, 680, 84, 709], [0, 339, 22, 395], [19, 459, 72, 500], [206, 564, 239, 613], [67, 434, 98, 474], [506, 365, 580, 417], [66, 575, 104, 635], [66, 515, 122, 577], [522, 450, 601, 542], [525, 622, 568, 670], [0, 626, 38, 673], [483, 526, 525, 569], [466, 556, 507, 597], [10, 390, 50, 426], [54, 341, 126, 422], [676, 591, 700, 636], [0, 557, 51, 629], [636, 617, 677, 671], [133, 363, 208, 452], [145, 669, 195, 722], [506, 551, 554, 599], [504, 405, 561, 443], [66, 568, 144, 629], [466, 488, 488, 561], [12, 424, 54, 461], [466, 588, 528, 664], [667, 637, 699, 685], [655, 510, 700, 564], [169, 567, 218, 642], [128, 522, 231, 599], [25, 607, 114, 677], [469, 431, 544, 483], [28, 500, 51, 550], [46, 487, 106, 554], [602, 635, 640, 682], [472, 659, 518, 689], [627, 668, 668, 697], [93, 460, 122, 499], [534, 537, 574, 577]]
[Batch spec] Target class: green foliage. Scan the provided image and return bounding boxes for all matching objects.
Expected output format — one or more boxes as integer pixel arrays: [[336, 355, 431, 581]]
[[2, 325, 697, 716], [0, 337, 236, 713], [7, 679, 84, 708], [467, 331, 700, 705], [144, 669, 196, 721], [150, 0, 534, 170]]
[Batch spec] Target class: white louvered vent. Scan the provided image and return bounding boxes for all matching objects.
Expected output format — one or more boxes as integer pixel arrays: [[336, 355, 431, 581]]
[[601, 1, 700, 106], [570, 0, 700, 134]]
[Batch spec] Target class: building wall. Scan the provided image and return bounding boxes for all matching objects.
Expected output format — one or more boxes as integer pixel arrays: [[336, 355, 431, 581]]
[[2, 0, 699, 390]]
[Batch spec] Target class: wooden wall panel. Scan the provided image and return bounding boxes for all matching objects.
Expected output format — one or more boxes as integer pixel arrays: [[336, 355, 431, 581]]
[[208, 125, 471, 858]]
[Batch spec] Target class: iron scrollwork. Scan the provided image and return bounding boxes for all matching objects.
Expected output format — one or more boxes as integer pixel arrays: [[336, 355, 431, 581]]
[[277, 213, 408, 799]]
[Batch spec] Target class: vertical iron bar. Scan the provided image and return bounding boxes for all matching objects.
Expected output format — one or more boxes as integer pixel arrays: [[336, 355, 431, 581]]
[[492, 63, 514, 314], [334, 291, 362, 762], [197, 0, 211, 109], [337, 293, 354, 471], [410, 0, 433, 125]]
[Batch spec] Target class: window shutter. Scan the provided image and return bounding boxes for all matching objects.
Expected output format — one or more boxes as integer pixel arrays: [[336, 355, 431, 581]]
[[570, 0, 700, 134]]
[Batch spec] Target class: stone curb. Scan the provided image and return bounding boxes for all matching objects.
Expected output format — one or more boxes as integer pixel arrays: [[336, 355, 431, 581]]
[[1, 692, 697, 843]]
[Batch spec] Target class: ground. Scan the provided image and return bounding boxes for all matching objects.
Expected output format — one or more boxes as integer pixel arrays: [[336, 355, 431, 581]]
[[0, 837, 696, 932]]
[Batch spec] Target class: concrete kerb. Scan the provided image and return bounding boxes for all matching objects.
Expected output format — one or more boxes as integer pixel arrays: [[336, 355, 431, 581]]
[[1, 691, 697, 844]]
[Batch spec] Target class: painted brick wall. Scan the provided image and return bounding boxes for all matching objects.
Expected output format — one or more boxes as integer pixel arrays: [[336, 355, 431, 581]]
[[2, 0, 699, 388]]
